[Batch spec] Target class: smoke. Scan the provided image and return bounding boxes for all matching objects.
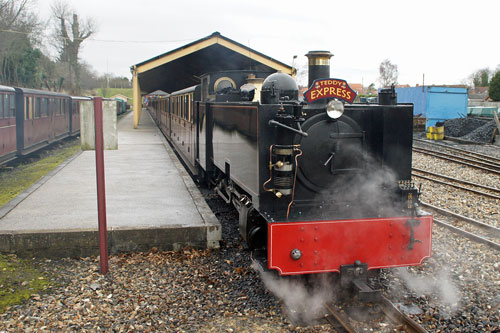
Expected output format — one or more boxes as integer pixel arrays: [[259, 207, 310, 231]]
[[252, 262, 335, 325], [314, 146, 402, 220], [394, 267, 460, 312]]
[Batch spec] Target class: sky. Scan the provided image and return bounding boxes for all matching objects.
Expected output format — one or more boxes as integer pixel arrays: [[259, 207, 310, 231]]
[[36, 0, 500, 88]]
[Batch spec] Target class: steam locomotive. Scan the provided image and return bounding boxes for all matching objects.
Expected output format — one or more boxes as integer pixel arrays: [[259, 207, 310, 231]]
[[147, 51, 433, 298]]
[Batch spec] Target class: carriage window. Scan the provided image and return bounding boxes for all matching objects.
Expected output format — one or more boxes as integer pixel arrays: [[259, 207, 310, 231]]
[[182, 96, 185, 119], [25, 97, 30, 119], [42, 98, 49, 117], [10, 94, 15, 118], [5, 95, 9, 118], [48, 98, 53, 115], [3, 95, 8, 119], [0, 95, 4, 119], [28, 97, 35, 119], [189, 94, 193, 122], [35, 97, 41, 118]]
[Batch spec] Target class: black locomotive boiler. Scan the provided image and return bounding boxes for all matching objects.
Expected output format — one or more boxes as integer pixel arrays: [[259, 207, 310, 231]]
[[147, 51, 433, 295]]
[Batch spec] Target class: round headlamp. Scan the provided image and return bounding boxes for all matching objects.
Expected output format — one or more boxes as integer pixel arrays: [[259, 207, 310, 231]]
[[326, 99, 344, 119]]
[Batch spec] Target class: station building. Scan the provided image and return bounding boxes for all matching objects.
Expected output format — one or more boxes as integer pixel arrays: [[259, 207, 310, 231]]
[[130, 32, 294, 128]]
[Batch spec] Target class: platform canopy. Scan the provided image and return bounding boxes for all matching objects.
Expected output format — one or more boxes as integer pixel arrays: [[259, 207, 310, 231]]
[[131, 32, 294, 128]]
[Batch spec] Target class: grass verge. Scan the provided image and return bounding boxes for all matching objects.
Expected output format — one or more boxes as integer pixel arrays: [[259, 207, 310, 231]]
[[0, 254, 50, 313], [0, 141, 79, 312], [0, 141, 80, 207]]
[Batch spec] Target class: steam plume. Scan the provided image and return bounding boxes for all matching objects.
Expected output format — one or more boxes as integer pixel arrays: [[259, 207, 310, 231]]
[[252, 262, 335, 325]]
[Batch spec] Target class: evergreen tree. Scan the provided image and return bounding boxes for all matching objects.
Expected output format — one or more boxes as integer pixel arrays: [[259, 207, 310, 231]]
[[489, 71, 500, 101]]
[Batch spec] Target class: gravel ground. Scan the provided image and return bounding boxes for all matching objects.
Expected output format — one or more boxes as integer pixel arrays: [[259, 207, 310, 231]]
[[399, 145, 500, 331], [1, 140, 500, 332], [0, 191, 332, 332], [413, 152, 500, 227], [383, 223, 500, 332]]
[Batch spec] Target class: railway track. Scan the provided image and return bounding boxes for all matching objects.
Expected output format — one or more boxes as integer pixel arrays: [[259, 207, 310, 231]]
[[414, 138, 500, 165], [412, 146, 500, 175], [323, 297, 428, 332], [412, 167, 500, 200], [420, 202, 500, 250]]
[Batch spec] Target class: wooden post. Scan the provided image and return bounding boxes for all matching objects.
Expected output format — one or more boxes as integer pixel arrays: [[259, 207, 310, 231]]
[[94, 97, 109, 274]]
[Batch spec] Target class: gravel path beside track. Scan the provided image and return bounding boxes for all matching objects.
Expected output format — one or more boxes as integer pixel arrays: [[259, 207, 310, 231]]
[[413, 152, 500, 228]]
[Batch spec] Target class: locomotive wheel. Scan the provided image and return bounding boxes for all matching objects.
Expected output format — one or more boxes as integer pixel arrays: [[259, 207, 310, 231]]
[[246, 210, 266, 250], [247, 224, 266, 250]]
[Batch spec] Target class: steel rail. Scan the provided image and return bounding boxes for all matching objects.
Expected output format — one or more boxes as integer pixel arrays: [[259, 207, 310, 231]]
[[414, 138, 500, 165], [380, 297, 428, 333], [420, 202, 500, 237], [413, 147, 500, 175], [324, 303, 356, 333], [433, 218, 500, 251], [412, 167, 500, 195], [412, 171, 500, 200], [413, 146, 500, 170]]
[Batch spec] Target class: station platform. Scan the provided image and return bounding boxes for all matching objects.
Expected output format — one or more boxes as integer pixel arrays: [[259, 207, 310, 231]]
[[0, 111, 221, 258]]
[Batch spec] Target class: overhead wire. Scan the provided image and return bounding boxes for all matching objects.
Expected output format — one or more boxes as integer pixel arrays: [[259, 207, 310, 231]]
[[0, 28, 195, 44]]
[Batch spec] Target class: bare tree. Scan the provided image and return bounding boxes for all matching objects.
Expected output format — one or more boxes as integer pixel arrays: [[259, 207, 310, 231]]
[[0, 0, 44, 86], [51, 0, 96, 93], [379, 59, 398, 88]]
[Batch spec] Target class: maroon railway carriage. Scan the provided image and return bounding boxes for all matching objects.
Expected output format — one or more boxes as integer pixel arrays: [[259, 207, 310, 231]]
[[0, 86, 80, 165], [0, 85, 17, 164], [14, 87, 72, 156]]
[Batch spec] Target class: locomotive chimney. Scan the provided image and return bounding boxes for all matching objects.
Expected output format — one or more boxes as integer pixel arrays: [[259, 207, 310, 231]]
[[305, 51, 333, 88]]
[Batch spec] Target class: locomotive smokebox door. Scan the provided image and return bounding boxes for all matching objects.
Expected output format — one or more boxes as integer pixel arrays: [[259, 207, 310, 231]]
[[295, 112, 365, 193]]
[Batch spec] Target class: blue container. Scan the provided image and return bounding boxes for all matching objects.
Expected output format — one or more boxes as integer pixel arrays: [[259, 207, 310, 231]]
[[395, 86, 468, 129]]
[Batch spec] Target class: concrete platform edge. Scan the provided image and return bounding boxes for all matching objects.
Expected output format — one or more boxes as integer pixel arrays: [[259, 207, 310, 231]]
[[0, 226, 211, 258]]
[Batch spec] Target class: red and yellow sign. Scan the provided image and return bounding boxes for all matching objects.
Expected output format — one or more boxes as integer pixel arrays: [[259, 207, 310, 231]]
[[304, 78, 357, 104]]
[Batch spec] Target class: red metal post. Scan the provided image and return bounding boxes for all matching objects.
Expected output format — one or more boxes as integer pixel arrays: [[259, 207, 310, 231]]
[[94, 97, 108, 274]]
